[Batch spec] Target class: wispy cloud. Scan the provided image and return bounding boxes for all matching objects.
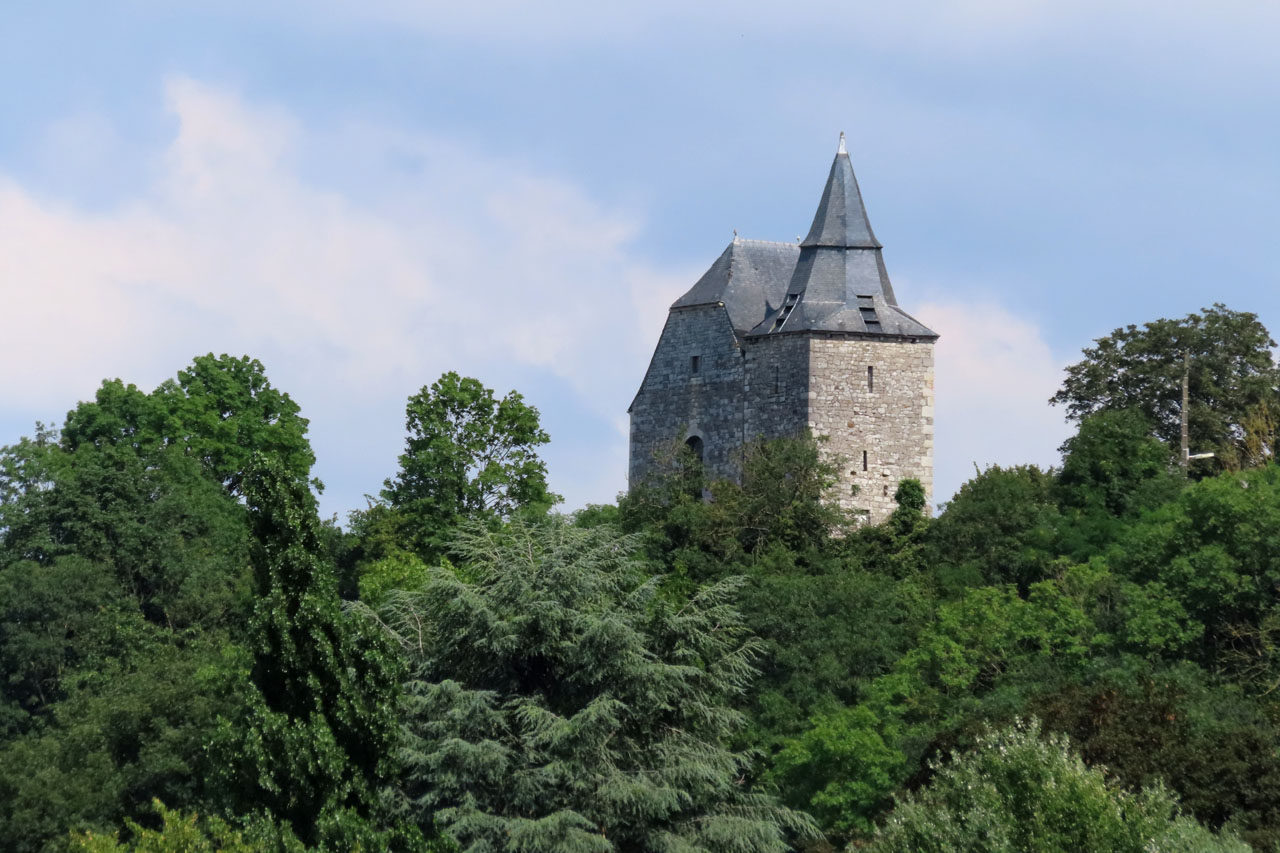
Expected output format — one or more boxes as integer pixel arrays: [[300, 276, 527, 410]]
[[0, 77, 690, 511]]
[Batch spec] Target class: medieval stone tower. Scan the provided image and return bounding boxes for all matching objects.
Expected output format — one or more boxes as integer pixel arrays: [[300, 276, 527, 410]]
[[628, 136, 937, 523]]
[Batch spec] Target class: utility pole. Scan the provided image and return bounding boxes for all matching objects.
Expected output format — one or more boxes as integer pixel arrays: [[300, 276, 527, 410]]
[[1181, 350, 1190, 469], [1180, 349, 1215, 468]]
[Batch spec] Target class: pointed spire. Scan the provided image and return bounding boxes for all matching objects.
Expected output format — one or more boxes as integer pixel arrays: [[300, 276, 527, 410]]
[[800, 135, 881, 249]]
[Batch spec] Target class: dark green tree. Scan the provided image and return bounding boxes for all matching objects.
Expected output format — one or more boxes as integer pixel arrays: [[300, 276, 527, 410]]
[[370, 518, 817, 851], [1050, 305, 1280, 473], [619, 432, 851, 579], [379, 372, 557, 562], [1028, 662, 1280, 850], [211, 455, 411, 849], [923, 465, 1062, 594]]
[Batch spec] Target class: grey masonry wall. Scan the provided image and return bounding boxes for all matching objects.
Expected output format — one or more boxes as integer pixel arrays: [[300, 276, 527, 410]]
[[628, 305, 745, 486], [742, 333, 810, 443], [806, 337, 934, 522]]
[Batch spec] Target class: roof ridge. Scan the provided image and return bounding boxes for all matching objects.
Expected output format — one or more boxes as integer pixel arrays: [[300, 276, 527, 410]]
[[733, 238, 800, 249]]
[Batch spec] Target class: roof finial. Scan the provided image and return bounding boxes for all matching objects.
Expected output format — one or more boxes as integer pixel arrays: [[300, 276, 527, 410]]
[[837, 131, 847, 155]]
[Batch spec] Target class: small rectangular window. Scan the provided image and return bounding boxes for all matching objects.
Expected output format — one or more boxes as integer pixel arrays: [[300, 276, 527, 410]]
[[691, 355, 700, 373], [862, 450, 868, 472], [867, 365, 874, 392]]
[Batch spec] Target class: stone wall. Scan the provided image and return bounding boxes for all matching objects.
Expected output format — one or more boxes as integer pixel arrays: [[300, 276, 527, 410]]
[[806, 336, 934, 523], [742, 334, 810, 442], [630, 309, 935, 527], [628, 305, 745, 486]]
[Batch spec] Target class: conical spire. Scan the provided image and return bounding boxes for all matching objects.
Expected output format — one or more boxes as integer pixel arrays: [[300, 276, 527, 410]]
[[800, 133, 881, 249], [746, 135, 937, 340]]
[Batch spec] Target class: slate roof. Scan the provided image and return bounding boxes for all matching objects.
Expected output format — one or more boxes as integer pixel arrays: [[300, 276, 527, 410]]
[[670, 137, 937, 341], [671, 238, 798, 335]]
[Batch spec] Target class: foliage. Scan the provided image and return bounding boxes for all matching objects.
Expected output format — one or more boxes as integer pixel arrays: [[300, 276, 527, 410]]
[[620, 432, 851, 577], [380, 372, 557, 562], [72, 799, 263, 853], [867, 719, 1248, 853], [0, 641, 244, 852], [768, 705, 905, 839], [1109, 463, 1280, 658], [924, 464, 1061, 593], [1056, 408, 1182, 517], [370, 518, 817, 852], [1050, 304, 1280, 473], [209, 454, 411, 849], [1027, 662, 1280, 850], [60, 354, 315, 494]]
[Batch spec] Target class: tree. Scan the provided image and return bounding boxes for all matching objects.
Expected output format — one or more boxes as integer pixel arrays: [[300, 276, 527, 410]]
[[1050, 305, 1280, 472], [210, 454, 410, 849], [369, 518, 817, 852], [380, 372, 557, 561], [60, 354, 315, 494], [619, 432, 852, 579], [1028, 662, 1280, 850], [923, 465, 1062, 594], [867, 719, 1247, 853]]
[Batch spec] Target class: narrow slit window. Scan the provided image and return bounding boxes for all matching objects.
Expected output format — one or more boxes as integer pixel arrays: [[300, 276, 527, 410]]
[[691, 355, 700, 373], [862, 450, 868, 472], [867, 365, 874, 392], [773, 364, 781, 394]]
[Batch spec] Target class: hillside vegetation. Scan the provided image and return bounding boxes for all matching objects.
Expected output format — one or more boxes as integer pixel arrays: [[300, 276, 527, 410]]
[[2, 307, 1279, 852]]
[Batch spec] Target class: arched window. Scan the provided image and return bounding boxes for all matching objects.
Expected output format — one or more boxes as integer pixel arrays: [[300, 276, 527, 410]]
[[685, 435, 704, 464]]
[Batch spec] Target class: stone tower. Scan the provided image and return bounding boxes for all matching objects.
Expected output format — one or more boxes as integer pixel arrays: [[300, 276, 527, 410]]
[[629, 136, 937, 523]]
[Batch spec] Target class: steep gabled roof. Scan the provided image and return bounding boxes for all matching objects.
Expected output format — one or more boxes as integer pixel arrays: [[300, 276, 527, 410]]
[[671, 238, 798, 335], [749, 135, 938, 340]]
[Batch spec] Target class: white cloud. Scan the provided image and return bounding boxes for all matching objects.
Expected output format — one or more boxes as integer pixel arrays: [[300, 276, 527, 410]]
[[0, 77, 690, 512], [0, 75, 1080, 518], [919, 296, 1073, 507]]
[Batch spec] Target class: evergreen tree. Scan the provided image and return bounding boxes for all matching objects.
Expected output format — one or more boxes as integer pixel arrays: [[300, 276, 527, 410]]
[[370, 518, 816, 852]]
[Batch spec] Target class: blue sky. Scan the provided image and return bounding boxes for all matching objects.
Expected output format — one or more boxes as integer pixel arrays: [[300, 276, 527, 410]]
[[3, 2, 1279, 519]]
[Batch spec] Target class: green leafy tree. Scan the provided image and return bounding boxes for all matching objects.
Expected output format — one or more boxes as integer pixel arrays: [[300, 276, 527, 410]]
[[210, 455, 410, 849], [380, 372, 557, 562], [769, 705, 906, 840], [1110, 463, 1280, 658], [370, 518, 817, 852], [620, 432, 851, 578], [923, 465, 1062, 594], [60, 355, 315, 494], [867, 719, 1247, 853], [1028, 662, 1280, 850], [1050, 304, 1280, 473], [155, 354, 316, 492], [1056, 409, 1181, 518], [0, 640, 244, 851]]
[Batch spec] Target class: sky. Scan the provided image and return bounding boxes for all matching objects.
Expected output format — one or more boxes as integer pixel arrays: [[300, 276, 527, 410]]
[[2, 1, 1279, 521]]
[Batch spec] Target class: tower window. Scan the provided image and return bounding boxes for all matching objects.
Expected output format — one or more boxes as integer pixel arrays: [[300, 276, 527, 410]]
[[685, 435, 704, 463], [691, 355, 700, 373], [867, 365, 874, 392], [773, 364, 781, 394], [862, 450, 868, 472]]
